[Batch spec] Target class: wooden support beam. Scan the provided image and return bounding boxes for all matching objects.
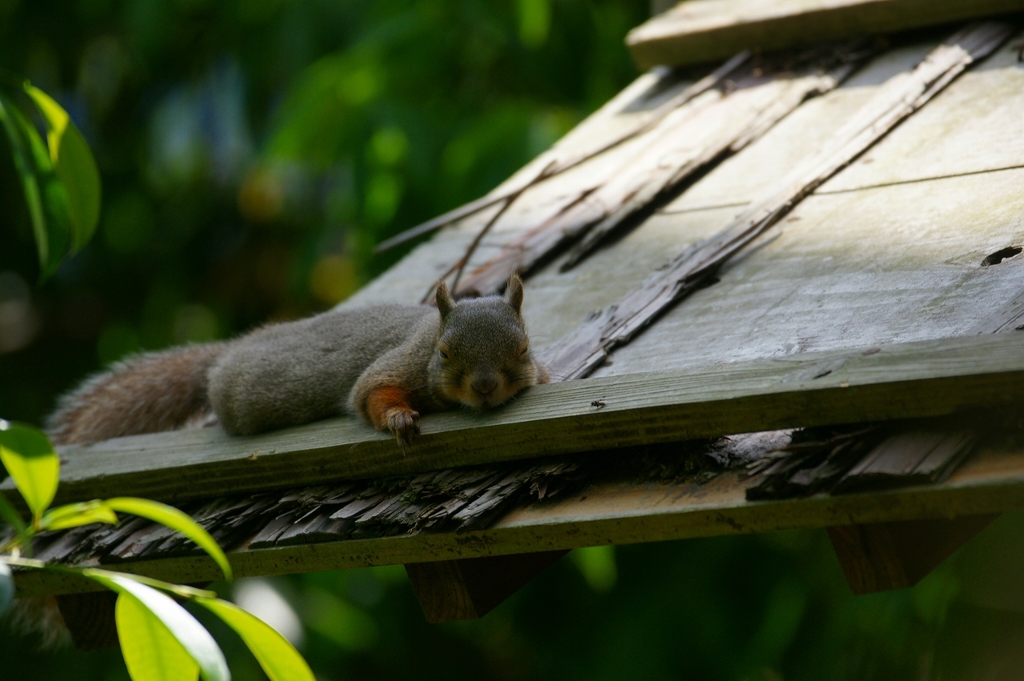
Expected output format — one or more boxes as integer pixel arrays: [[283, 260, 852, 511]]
[[405, 550, 568, 623], [10, 332, 1024, 508], [827, 514, 997, 594], [56, 592, 119, 650], [626, 0, 1024, 68]]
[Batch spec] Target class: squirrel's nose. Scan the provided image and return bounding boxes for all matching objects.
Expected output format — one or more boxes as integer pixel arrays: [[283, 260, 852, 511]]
[[471, 375, 498, 396]]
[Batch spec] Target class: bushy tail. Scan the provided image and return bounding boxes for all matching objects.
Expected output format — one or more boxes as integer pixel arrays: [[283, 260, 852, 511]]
[[47, 342, 231, 445], [8, 343, 233, 648]]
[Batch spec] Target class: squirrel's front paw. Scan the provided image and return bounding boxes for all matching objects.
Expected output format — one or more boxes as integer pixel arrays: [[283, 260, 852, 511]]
[[386, 408, 420, 446]]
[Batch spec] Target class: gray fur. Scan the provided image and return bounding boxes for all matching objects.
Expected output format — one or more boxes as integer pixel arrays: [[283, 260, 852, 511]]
[[209, 304, 435, 435], [51, 276, 548, 442]]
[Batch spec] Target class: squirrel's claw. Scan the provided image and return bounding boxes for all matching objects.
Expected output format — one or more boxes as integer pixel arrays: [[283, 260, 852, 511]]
[[387, 408, 420, 446]]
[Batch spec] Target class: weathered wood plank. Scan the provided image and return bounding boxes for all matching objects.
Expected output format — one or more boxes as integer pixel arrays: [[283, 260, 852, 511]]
[[820, 34, 1024, 193], [404, 550, 567, 622], [458, 50, 866, 296], [541, 23, 1013, 381], [626, 0, 1024, 68], [657, 33, 1024, 212], [355, 56, 800, 309], [501, 39, 1019, 358], [660, 43, 937, 214], [15, 440, 1024, 597], [6, 332, 1024, 508], [347, 36, 1022, 352], [559, 58, 862, 270], [583, 166, 1024, 380], [827, 514, 997, 594]]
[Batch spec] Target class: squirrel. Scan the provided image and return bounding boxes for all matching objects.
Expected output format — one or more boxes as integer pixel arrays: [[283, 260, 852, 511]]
[[47, 274, 549, 448], [13, 275, 546, 648]]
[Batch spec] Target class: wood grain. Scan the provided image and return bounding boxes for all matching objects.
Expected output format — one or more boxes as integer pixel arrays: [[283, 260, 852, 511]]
[[7, 332, 1024, 508], [626, 0, 1024, 68]]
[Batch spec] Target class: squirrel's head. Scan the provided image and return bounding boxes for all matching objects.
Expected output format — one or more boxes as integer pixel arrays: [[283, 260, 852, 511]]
[[431, 274, 542, 410]]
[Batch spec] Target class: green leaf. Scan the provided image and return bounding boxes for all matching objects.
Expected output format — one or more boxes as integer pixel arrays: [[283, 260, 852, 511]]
[[116, 590, 201, 681], [104, 498, 232, 580], [39, 500, 118, 532], [0, 93, 64, 278], [198, 598, 314, 681], [24, 84, 102, 252], [0, 561, 14, 616], [85, 571, 230, 681], [0, 420, 59, 517]]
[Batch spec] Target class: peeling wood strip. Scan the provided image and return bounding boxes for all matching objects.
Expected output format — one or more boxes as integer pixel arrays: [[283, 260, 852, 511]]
[[457, 46, 870, 297], [745, 426, 886, 500], [540, 23, 1014, 382], [559, 59, 865, 270], [833, 431, 977, 494]]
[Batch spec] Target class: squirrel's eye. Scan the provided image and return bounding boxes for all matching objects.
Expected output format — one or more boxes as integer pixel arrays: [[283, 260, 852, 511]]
[[438, 348, 449, 360], [518, 345, 529, 358]]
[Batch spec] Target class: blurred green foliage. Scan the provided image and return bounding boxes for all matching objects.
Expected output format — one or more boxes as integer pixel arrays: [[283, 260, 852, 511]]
[[2, 1, 1024, 679], [0, 0, 642, 422]]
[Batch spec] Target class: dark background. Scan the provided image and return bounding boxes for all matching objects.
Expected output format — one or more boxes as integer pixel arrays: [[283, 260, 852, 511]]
[[2, 1, 1024, 679]]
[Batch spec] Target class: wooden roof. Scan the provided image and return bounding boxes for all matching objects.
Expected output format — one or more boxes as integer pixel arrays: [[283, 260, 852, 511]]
[[12, 11, 1024, 624]]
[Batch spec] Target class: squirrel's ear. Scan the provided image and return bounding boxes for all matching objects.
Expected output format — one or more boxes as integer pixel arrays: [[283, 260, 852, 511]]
[[435, 280, 454, 320], [504, 273, 524, 314]]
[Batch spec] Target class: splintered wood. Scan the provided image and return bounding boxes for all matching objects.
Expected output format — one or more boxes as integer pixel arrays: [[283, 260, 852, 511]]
[[24, 460, 584, 568], [454, 44, 871, 297], [746, 427, 978, 500], [16, 431, 1024, 599], [540, 22, 1013, 382]]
